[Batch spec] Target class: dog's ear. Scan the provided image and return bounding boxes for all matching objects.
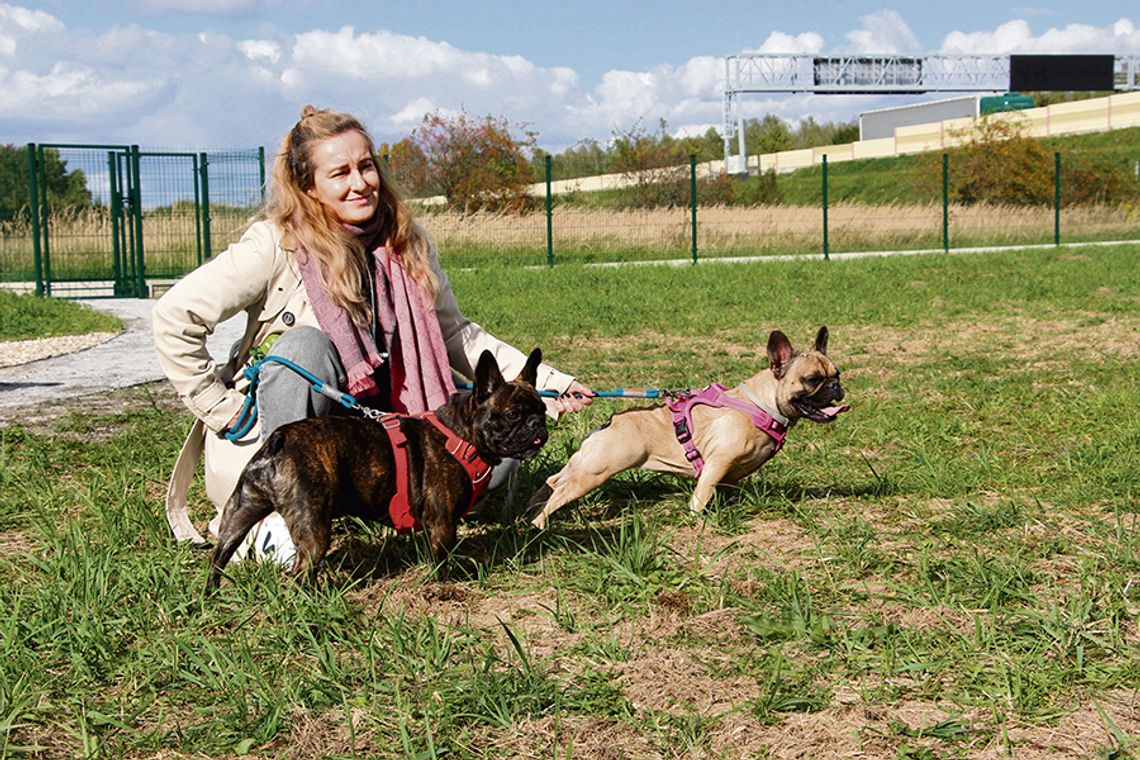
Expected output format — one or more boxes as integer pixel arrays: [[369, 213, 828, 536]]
[[475, 350, 505, 401], [517, 347, 542, 387], [767, 330, 794, 378], [812, 325, 829, 355]]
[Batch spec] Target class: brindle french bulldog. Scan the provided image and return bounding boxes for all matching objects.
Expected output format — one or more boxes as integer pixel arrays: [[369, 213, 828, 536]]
[[207, 349, 548, 589], [528, 327, 847, 529]]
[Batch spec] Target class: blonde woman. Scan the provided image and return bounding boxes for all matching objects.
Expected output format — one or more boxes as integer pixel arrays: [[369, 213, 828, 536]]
[[154, 105, 590, 551]]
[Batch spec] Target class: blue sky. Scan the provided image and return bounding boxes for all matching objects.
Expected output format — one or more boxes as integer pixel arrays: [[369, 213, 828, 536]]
[[3, 1, 1137, 153]]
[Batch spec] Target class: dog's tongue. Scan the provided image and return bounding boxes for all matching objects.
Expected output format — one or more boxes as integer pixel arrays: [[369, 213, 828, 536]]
[[821, 404, 850, 420]]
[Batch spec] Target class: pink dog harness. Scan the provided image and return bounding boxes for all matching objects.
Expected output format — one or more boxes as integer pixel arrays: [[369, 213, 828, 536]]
[[668, 383, 788, 477]]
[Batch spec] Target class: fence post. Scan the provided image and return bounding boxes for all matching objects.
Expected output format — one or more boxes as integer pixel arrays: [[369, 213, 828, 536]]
[[129, 146, 146, 297], [1053, 152, 1061, 246], [689, 154, 698, 264], [545, 154, 553, 267], [942, 153, 949, 252], [821, 155, 829, 261], [36, 145, 52, 296], [258, 146, 267, 201], [25, 144, 44, 297], [191, 154, 204, 266], [199, 152, 212, 263], [108, 151, 124, 295]]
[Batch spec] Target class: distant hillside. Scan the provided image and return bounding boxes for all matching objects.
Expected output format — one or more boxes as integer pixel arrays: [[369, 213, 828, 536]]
[[773, 126, 1140, 206]]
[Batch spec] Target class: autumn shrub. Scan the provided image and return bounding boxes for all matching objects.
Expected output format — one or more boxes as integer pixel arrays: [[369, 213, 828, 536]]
[[916, 116, 1136, 206], [388, 111, 536, 213]]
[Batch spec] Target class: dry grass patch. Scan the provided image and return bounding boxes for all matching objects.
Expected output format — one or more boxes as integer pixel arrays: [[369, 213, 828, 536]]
[[669, 518, 815, 578]]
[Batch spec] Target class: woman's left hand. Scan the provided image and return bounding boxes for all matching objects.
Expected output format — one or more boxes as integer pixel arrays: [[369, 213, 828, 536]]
[[552, 380, 594, 414]]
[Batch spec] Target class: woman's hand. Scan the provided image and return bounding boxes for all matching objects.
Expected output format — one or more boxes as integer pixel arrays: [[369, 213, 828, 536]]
[[551, 380, 594, 414]]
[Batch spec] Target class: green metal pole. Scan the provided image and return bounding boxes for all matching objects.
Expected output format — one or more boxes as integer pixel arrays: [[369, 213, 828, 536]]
[[545, 154, 553, 267], [192, 153, 204, 266], [689, 154, 698, 264], [26, 144, 43, 297], [116, 153, 130, 291], [258, 146, 266, 201], [821, 155, 829, 261], [942, 153, 949, 253], [1053, 152, 1061, 246], [37, 145, 52, 296], [108, 151, 123, 295], [130, 146, 146, 297], [199, 152, 212, 261]]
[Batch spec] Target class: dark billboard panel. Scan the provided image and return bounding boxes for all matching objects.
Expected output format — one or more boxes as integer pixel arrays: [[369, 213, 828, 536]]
[[1009, 54, 1114, 91]]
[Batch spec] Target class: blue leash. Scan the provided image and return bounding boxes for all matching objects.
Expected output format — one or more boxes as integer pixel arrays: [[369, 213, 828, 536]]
[[224, 356, 363, 441], [456, 383, 678, 400], [226, 359, 681, 440]]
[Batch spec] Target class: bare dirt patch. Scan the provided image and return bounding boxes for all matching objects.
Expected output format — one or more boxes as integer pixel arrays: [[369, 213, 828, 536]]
[[669, 518, 815, 578], [840, 313, 1140, 368], [0, 380, 182, 436]]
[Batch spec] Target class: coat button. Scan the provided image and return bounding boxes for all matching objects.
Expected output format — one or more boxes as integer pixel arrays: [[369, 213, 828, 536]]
[[282, 311, 295, 326]]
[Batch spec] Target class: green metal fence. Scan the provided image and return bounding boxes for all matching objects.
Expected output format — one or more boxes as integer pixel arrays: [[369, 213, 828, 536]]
[[420, 147, 1140, 268], [1, 143, 264, 297], [2, 140, 1138, 298]]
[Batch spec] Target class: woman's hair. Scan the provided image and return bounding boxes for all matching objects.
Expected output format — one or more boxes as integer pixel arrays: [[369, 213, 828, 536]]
[[266, 105, 438, 322]]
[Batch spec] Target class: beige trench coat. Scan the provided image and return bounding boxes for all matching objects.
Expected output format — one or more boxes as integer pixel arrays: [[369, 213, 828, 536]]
[[153, 220, 574, 544]]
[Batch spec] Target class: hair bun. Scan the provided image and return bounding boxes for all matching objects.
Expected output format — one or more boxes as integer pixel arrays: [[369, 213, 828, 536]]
[[300, 105, 319, 120]]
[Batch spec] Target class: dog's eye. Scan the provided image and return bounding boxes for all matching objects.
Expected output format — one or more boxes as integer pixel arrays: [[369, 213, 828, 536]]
[[506, 410, 521, 421], [805, 374, 822, 385]]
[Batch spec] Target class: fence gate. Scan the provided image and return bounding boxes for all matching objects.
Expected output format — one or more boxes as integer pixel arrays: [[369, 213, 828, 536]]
[[20, 143, 264, 298], [27, 143, 141, 298]]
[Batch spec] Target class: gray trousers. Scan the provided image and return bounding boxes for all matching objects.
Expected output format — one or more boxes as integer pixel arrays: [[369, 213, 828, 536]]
[[257, 326, 348, 440]]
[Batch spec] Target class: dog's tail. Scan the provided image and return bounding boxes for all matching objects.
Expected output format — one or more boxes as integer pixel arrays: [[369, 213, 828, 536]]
[[205, 463, 277, 593]]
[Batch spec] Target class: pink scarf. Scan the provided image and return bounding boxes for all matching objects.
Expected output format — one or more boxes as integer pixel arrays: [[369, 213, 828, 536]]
[[295, 220, 455, 413]]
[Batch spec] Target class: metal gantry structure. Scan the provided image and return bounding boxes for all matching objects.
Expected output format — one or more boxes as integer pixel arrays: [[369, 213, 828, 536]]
[[722, 52, 1140, 170]]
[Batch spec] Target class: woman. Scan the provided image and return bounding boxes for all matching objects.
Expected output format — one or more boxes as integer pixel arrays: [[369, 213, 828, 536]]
[[154, 105, 591, 550]]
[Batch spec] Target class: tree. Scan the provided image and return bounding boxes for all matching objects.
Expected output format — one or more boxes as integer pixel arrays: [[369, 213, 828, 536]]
[[404, 111, 536, 213], [939, 116, 1054, 205], [385, 137, 433, 198], [792, 116, 859, 149], [744, 115, 796, 155], [0, 145, 93, 222], [607, 119, 691, 207]]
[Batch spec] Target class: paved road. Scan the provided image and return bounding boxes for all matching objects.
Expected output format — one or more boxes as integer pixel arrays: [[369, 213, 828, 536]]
[[0, 299, 245, 410]]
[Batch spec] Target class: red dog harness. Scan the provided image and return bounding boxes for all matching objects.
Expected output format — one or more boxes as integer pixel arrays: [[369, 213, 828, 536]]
[[376, 410, 494, 534], [668, 383, 788, 477]]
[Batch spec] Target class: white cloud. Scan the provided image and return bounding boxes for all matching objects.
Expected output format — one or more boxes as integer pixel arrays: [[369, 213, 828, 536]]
[[238, 38, 279, 63], [0, 2, 62, 57], [139, 0, 265, 13], [844, 10, 921, 54], [941, 17, 1140, 53], [754, 31, 825, 55], [0, 2, 62, 33]]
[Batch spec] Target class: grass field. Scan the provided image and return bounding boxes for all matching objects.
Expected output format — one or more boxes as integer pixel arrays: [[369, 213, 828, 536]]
[[1, 244, 1139, 758], [0, 290, 120, 341]]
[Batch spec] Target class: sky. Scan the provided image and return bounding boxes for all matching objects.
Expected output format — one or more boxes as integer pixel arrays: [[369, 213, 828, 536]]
[[2, 1, 1138, 155]]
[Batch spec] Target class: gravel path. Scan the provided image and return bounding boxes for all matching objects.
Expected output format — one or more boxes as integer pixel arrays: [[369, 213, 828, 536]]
[[0, 299, 245, 412], [0, 331, 119, 368]]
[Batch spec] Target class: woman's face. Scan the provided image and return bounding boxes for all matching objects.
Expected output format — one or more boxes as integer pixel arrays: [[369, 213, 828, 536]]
[[305, 130, 380, 225]]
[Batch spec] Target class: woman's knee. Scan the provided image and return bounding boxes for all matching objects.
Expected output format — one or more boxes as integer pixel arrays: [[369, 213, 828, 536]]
[[265, 328, 343, 379], [267, 326, 333, 361]]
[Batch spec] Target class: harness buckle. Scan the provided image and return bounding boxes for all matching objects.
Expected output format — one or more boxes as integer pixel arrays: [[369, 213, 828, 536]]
[[673, 419, 692, 443], [379, 414, 402, 431], [684, 448, 702, 462]]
